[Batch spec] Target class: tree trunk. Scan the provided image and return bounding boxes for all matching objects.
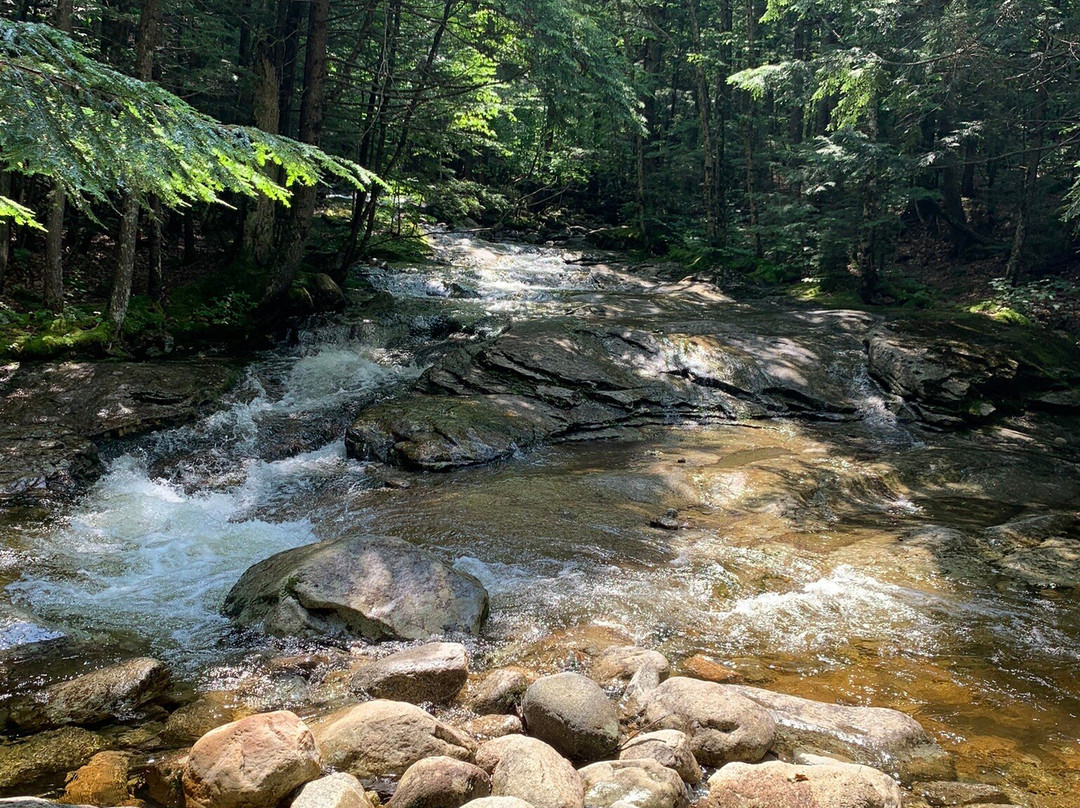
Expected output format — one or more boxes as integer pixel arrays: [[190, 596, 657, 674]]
[[43, 0, 74, 312], [264, 0, 329, 302], [1006, 87, 1047, 286], [108, 0, 161, 330], [243, 37, 281, 264], [147, 197, 163, 302], [0, 172, 9, 294]]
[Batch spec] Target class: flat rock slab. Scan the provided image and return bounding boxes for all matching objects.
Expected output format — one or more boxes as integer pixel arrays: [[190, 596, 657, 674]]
[[223, 534, 489, 641], [351, 641, 469, 703], [0, 359, 238, 503], [728, 684, 953, 784], [698, 760, 902, 808], [0, 727, 107, 790]]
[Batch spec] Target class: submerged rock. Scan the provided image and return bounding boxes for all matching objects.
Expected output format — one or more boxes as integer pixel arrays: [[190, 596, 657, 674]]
[[639, 677, 775, 767], [466, 667, 535, 715], [10, 657, 170, 732], [313, 699, 475, 780], [181, 710, 321, 808], [351, 642, 470, 703], [728, 685, 953, 784], [223, 534, 489, 642], [0, 727, 107, 790], [521, 673, 620, 762], [698, 760, 902, 808], [915, 780, 1011, 806], [59, 750, 134, 807], [590, 646, 670, 687]]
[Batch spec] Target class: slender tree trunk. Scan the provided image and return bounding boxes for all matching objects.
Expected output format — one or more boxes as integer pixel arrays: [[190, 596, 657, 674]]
[[0, 172, 9, 294], [108, 0, 161, 330], [1006, 87, 1047, 286], [43, 0, 74, 312], [147, 198, 163, 301], [264, 0, 329, 301]]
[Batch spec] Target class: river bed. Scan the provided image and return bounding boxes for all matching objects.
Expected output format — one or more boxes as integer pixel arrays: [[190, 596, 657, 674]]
[[2, 235, 1079, 805]]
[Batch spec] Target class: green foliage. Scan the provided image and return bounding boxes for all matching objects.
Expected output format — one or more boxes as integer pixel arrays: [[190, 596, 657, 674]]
[[0, 194, 44, 229], [0, 19, 374, 226], [971, 278, 1078, 327]]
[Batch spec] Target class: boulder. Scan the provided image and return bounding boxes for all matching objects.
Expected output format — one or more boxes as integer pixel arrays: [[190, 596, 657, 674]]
[[619, 730, 701, 785], [474, 736, 583, 808], [639, 678, 774, 767], [59, 751, 134, 807], [163, 691, 255, 746], [388, 756, 491, 808], [352, 642, 469, 703], [313, 700, 475, 780], [0, 727, 108, 790], [223, 535, 489, 641], [578, 759, 688, 808], [697, 760, 902, 808], [915, 781, 1011, 806], [11, 657, 170, 731], [291, 773, 374, 808], [140, 749, 188, 808], [521, 673, 619, 762], [590, 646, 670, 686], [462, 714, 523, 740], [181, 710, 321, 808], [461, 800, 535, 808], [728, 685, 953, 784], [467, 668, 534, 715]]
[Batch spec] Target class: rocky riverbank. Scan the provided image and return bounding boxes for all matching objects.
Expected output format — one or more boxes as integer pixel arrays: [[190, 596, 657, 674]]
[[0, 632, 1022, 808]]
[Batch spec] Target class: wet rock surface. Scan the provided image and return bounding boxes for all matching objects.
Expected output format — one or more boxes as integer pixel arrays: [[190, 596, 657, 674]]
[[0, 360, 238, 503], [0, 727, 107, 791], [223, 535, 489, 641], [10, 658, 170, 732], [728, 685, 954, 784], [520, 673, 620, 762]]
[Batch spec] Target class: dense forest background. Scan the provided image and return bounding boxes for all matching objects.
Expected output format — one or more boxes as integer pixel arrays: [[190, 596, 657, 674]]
[[2, 0, 1080, 355]]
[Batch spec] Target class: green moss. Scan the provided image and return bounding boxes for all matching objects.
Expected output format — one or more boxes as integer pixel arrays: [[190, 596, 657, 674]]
[[968, 301, 1034, 326]]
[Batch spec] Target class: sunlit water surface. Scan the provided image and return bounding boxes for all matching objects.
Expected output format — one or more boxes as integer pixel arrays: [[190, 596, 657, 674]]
[[2, 234, 1078, 805]]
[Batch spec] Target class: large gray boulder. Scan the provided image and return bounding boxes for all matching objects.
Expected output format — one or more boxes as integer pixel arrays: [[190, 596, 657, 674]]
[[181, 710, 322, 808], [697, 760, 902, 808], [312, 700, 475, 780], [9, 657, 170, 731], [351, 642, 469, 703], [223, 535, 489, 641], [639, 677, 775, 767], [728, 685, 953, 784], [475, 735, 583, 808], [388, 756, 491, 808], [521, 673, 619, 762], [578, 759, 688, 808]]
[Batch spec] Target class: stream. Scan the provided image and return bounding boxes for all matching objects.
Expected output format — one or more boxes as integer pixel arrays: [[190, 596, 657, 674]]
[[2, 234, 1079, 805]]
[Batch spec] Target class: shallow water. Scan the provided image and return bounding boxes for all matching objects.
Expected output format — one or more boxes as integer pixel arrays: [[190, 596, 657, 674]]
[[3, 234, 1079, 805]]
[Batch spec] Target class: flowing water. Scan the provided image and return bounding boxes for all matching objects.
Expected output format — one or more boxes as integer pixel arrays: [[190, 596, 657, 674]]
[[3, 234, 1079, 805]]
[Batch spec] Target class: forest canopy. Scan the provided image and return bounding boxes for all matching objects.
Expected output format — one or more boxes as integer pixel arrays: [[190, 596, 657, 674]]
[[1, 0, 1079, 346]]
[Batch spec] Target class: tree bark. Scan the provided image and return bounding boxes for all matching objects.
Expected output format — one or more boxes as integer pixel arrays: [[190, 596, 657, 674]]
[[264, 0, 329, 302], [108, 0, 161, 330], [243, 36, 282, 264], [0, 172, 9, 294], [43, 0, 74, 312]]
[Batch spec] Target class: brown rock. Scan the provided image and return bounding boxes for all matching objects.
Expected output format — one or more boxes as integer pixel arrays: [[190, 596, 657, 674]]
[[681, 655, 740, 684], [389, 756, 491, 808], [163, 692, 254, 747], [466, 668, 534, 715], [0, 727, 108, 790], [60, 751, 135, 806], [313, 700, 475, 780], [462, 714, 523, 741], [916, 781, 1011, 806], [521, 673, 619, 762], [140, 750, 188, 808], [291, 773, 374, 808], [579, 758, 688, 808], [181, 710, 321, 808], [590, 646, 670, 685]]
